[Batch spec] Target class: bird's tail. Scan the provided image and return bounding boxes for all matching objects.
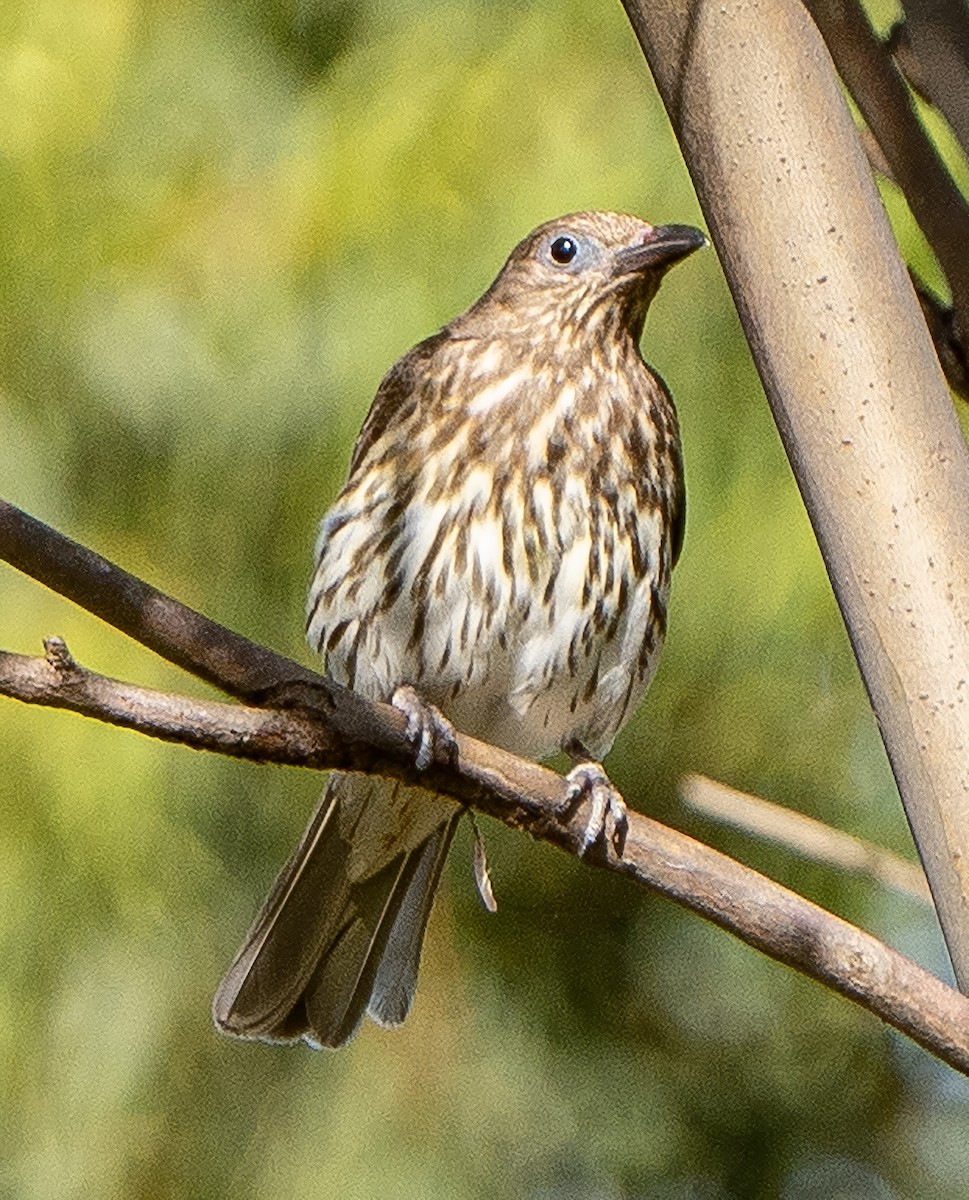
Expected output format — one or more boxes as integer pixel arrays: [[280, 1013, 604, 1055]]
[[213, 772, 459, 1048]]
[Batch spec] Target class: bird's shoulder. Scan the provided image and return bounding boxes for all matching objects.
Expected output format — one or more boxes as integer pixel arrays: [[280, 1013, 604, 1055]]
[[348, 328, 468, 475]]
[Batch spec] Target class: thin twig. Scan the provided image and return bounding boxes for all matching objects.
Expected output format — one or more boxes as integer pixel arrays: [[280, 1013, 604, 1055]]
[[859, 124, 894, 182], [3, 500, 969, 1074], [680, 773, 932, 904]]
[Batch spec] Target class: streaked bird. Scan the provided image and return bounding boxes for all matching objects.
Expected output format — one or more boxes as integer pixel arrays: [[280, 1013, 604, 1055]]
[[214, 211, 705, 1048]]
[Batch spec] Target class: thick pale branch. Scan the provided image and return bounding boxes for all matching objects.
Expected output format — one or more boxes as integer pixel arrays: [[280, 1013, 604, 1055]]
[[2, 612, 969, 1073], [622, 0, 969, 992]]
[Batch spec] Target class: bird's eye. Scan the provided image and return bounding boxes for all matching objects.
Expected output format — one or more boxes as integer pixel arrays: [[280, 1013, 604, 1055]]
[[549, 236, 578, 265]]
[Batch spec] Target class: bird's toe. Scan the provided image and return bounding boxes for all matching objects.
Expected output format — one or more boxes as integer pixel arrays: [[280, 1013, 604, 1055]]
[[392, 684, 458, 770], [563, 762, 628, 857]]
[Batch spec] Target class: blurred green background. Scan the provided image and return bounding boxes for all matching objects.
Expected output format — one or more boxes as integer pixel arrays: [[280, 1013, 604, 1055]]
[[1, 0, 967, 1196]]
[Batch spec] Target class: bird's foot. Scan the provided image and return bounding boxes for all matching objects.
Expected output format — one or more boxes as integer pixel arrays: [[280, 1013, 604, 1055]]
[[561, 761, 628, 857], [392, 684, 458, 770]]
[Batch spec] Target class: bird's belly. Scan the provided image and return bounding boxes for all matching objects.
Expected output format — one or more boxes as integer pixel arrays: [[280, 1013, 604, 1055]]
[[316, 500, 669, 763]]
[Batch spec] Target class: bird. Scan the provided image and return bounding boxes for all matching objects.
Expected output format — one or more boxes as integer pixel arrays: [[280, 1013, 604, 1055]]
[[213, 210, 705, 1048]]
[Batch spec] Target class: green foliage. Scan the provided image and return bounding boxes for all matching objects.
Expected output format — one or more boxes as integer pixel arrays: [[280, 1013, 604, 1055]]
[[0, 1, 964, 1196]]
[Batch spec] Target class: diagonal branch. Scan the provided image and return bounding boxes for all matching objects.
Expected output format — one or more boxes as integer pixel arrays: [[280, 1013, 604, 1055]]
[[890, 1, 969, 164], [805, 0, 969, 350], [3, 500, 969, 1075], [0, 499, 317, 702], [912, 278, 969, 402]]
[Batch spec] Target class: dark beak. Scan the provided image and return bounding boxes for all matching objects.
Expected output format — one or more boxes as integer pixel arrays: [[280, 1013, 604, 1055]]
[[614, 224, 708, 275]]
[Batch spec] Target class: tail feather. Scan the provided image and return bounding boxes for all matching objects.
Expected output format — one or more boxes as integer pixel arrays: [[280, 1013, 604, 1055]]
[[368, 818, 458, 1028], [299, 849, 425, 1047], [213, 771, 457, 1048]]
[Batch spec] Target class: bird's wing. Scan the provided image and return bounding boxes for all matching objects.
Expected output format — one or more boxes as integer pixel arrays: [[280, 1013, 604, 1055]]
[[347, 330, 453, 476]]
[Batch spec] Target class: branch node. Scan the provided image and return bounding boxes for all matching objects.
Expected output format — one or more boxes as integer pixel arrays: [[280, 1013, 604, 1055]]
[[44, 637, 78, 673], [255, 676, 337, 714]]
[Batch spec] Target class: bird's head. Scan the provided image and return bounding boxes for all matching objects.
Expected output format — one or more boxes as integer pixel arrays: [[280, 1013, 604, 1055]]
[[463, 211, 706, 343]]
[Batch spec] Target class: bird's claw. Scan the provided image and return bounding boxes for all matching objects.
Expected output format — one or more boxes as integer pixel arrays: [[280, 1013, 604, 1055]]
[[561, 762, 628, 857], [392, 685, 458, 771]]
